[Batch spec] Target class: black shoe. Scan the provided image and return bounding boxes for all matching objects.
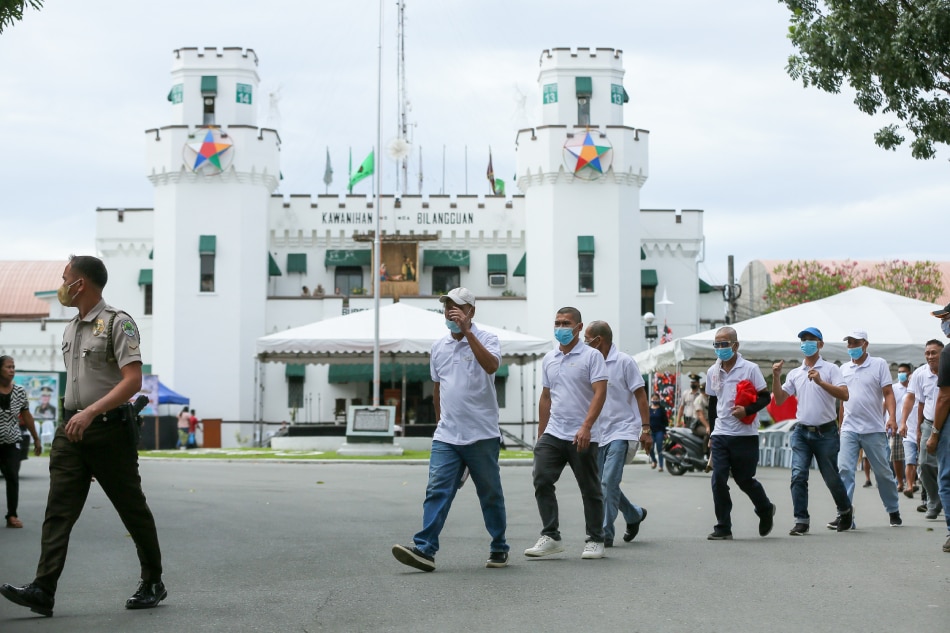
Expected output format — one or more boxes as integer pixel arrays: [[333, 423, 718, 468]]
[[889, 511, 903, 527], [925, 509, 940, 520], [837, 507, 855, 532], [863, 480, 873, 488], [789, 523, 809, 536], [392, 544, 435, 572], [125, 580, 167, 610], [917, 503, 928, 513], [603, 539, 614, 548], [758, 503, 776, 537], [486, 551, 509, 568], [623, 508, 648, 542], [0, 583, 54, 617], [707, 529, 733, 540]]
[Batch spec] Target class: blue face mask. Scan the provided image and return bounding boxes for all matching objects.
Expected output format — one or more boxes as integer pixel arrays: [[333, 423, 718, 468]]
[[714, 346, 734, 362], [800, 340, 819, 357], [554, 327, 576, 346], [445, 319, 461, 334], [847, 346, 864, 360], [897, 371, 908, 382]]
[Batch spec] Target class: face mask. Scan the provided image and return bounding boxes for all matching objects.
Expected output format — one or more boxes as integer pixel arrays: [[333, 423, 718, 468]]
[[847, 346, 864, 360], [942, 319, 950, 337], [651, 400, 660, 407], [800, 341, 819, 357], [57, 279, 81, 307], [445, 319, 461, 334], [554, 327, 576, 346], [897, 372, 907, 382], [714, 347, 734, 362]]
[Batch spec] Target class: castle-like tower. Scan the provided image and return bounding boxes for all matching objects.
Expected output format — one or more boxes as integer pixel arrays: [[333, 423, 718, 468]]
[[516, 48, 648, 352], [146, 47, 281, 421]]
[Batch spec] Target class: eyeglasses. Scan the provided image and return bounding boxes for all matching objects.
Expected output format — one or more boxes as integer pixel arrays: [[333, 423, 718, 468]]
[[712, 341, 733, 349]]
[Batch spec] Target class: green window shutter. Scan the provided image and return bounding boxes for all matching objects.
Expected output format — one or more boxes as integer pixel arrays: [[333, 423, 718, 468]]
[[513, 253, 526, 277], [285, 364, 306, 378], [422, 250, 470, 267], [268, 253, 282, 276], [137, 269, 153, 286], [641, 269, 658, 288], [198, 235, 216, 254], [575, 76, 592, 98], [201, 75, 218, 95], [577, 236, 595, 255], [324, 250, 372, 267], [487, 254, 507, 274], [287, 253, 307, 273]]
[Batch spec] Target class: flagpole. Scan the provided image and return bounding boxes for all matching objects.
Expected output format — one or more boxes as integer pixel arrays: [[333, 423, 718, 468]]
[[372, 0, 384, 407]]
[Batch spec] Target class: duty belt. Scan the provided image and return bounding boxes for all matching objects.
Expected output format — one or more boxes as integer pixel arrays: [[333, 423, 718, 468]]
[[64, 408, 126, 424], [800, 421, 837, 433]]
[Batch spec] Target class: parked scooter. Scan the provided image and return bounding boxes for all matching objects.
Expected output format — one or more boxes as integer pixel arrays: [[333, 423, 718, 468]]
[[661, 422, 709, 476]]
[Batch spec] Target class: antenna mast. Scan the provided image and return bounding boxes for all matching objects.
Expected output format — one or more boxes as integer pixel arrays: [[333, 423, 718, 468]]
[[396, 0, 410, 193]]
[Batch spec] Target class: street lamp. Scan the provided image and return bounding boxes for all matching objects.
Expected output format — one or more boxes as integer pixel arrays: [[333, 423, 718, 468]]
[[643, 311, 658, 348]]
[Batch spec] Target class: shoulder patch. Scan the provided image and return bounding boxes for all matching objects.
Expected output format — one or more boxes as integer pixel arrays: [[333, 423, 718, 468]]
[[121, 320, 138, 338]]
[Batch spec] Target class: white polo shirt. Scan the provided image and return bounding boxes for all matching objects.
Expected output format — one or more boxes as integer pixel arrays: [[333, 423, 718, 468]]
[[891, 381, 908, 423], [841, 355, 891, 434], [598, 344, 646, 444], [904, 365, 935, 442], [781, 356, 843, 425], [429, 323, 501, 445], [541, 341, 608, 442], [706, 353, 767, 437]]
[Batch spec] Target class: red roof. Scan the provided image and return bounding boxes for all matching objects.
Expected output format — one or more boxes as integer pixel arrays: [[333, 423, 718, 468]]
[[0, 261, 64, 318]]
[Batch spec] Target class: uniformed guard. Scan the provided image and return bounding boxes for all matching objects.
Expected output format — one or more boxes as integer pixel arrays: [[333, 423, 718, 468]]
[[1, 255, 166, 617]]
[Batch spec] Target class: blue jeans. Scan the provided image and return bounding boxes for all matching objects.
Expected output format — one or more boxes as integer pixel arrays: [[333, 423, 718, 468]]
[[532, 434, 604, 541], [413, 438, 508, 557], [789, 424, 851, 524], [710, 435, 772, 531], [648, 431, 666, 467], [936, 425, 950, 535], [837, 431, 899, 513], [598, 440, 645, 542]]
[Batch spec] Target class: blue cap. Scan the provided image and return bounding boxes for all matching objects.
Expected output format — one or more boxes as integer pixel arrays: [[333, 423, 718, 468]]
[[797, 327, 823, 341]]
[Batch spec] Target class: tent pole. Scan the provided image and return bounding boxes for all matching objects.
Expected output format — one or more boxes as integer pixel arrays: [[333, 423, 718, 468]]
[[520, 363, 525, 445]]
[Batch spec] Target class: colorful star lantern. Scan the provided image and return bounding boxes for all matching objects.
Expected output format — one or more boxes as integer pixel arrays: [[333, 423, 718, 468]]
[[563, 131, 612, 176], [184, 128, 234, 174]]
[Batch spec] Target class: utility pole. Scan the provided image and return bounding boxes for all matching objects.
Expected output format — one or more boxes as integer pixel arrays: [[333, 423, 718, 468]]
[[724, 255, 741, 324]]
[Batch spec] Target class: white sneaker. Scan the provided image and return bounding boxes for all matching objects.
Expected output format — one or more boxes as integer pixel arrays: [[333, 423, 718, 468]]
[[581, 541, 605, 559], [524, 535, 565, 557]]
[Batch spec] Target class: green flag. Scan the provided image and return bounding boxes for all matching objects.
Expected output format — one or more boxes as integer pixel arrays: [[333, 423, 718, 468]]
[[494, 178, 505, 196], [348, 150, 374, 191]]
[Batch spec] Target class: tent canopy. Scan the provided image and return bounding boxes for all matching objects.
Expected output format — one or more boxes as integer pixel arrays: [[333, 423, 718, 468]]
[[256, 302, 551, 365], [158, 381, 190, 405], [634, 287, 941, 373]]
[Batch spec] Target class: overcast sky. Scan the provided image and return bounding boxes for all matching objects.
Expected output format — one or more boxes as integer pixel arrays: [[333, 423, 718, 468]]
[[1, 0, 946, 286]]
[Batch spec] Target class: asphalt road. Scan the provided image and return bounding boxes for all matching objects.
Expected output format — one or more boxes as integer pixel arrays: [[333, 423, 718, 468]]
[[1, 456, 947, 632]]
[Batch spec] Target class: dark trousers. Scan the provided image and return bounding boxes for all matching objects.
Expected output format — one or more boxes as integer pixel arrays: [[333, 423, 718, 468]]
[[532, 433, 604, 541], [34, 422, 163, 594], [710, 434, 772, 531], [0, 442, 21, 519]]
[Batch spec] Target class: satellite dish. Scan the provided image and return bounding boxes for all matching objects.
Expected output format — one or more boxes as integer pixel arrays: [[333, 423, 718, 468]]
[[387, 137, 412, 160]]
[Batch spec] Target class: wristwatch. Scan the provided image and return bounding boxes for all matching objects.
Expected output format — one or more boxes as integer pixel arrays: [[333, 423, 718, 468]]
[[933, 427, 942, 435]]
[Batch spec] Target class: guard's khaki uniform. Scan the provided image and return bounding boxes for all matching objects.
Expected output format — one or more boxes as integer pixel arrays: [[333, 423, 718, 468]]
[[33, 299, 162, 594]]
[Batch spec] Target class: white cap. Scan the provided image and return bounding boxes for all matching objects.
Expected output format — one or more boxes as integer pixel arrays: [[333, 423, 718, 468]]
[[439, 287, 475, 307], [843, 329, 869, 342]]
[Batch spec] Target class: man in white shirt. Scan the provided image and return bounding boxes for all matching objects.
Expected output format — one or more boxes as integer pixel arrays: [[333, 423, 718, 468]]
[[900, 340, 943, 519], [772, 327, 852, 536], [584, 321, 652, 547], [705, 327, 775, 540], [833, 330, 902, 529], [889, 363, 911, 494], [525, 307, 608, 560], [391, 288, 509, 572]]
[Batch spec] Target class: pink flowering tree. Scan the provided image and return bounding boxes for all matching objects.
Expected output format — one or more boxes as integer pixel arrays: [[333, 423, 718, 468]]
[[862, 260, 943, 303]]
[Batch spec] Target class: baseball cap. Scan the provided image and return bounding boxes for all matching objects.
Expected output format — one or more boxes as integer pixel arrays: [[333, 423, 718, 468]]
[[843, 329, 869, 342], [797, 327, 823, 341], [439, 287, 475, 307], [932, 302, 950, 318]]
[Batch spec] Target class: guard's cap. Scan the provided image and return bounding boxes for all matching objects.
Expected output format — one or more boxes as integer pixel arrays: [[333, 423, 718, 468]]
[[932, 302, 950, 318], [797, 327, 823, 341], [439, 287, 475, 307]]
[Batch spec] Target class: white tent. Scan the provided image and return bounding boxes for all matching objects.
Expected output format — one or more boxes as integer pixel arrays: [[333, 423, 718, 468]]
[[634, 287, 941, 373], [256, 302, 551, 365]]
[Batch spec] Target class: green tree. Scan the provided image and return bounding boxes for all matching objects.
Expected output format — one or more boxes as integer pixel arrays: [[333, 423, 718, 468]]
[[763, 259, 944, 311], [781, 0, 950, 159], [0, 1, 42, 34]]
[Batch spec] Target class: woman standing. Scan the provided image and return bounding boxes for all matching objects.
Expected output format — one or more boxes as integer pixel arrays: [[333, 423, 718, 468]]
[[0, 356, 42, 528], [647, 394, 669, 472]]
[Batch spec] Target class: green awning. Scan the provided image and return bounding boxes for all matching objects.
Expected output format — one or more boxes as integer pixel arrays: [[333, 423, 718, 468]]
[[577, 236, 595, 255], [487, 254, 508, 274], [287, 253, 307, 274], [138, 269, 153, 286], [268, 253, 282, 276], [495, 364, 509, 378], [575, 76, 592, 98], [199, 235, 216, 254], [325, 249, 372, 267], [699, 279, 715, 294], [513, 253, 526, 277], [422, 250, 470, 267], [641, 269, 658, 288], [640, 247, 646, 260], [285, 364, 306, 378], [328, 364, 432, 384], [142, 364, 152, 374], [201, 75, 218, 95], [148, 249, 153, 260]]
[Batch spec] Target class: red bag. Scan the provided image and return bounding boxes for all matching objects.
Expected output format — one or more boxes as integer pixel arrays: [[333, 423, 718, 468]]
[[734, 379, 758, 424]]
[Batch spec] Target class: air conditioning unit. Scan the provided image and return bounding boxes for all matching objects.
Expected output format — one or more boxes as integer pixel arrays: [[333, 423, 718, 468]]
[[488, 273, 507, 288]]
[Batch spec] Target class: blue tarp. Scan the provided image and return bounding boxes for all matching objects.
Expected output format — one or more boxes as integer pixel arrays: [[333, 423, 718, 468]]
[[158, 381, 190, 405]]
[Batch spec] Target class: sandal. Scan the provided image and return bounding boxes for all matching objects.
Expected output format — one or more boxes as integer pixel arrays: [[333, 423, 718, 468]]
[[6, 516, 23, 528]]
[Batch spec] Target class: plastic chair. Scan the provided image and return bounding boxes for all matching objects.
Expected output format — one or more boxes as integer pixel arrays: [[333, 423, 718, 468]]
[[40, 420, 55, 447]]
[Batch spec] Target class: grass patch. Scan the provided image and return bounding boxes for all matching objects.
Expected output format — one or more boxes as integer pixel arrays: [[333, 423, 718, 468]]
[[141, 448, 534, 461]]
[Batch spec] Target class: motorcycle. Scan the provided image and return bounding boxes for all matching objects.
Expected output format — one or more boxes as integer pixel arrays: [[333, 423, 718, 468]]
[[661, 422, 709, 476]]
